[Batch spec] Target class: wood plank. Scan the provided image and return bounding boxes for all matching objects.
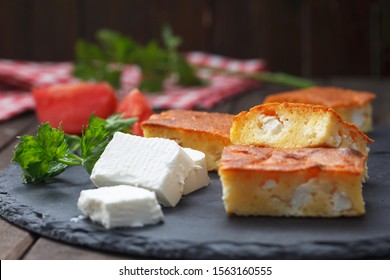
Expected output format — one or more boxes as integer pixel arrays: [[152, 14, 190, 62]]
[[0, 0, 384, 77], [30, 0, 81, 61], [210, 0, 303, 75], [378, 0, 390, 76], [0, 0, 33, 59], [0, 113, 36, 151], [308, 0, 371, 76], [83, 0, 205, 51], [83, 0, 152, 43], [0, 118, 38, 260], [0, 218, 35, 260], [23, 238, 130, 260]]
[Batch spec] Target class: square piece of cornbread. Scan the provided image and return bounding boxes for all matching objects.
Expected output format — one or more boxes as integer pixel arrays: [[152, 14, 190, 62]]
[[264, 87, 376, 132], [230, 102, 373, 154], [218, 146, 367, 217], [142, 110, 234, 171]]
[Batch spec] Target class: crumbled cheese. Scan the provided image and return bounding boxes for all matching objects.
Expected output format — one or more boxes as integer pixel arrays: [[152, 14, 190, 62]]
[[260, 115, 283, 135], [330, 134, 342, 147], [291, 179, 316, 212], [332, 192, 352, 213], [262, 179, 277, 190]]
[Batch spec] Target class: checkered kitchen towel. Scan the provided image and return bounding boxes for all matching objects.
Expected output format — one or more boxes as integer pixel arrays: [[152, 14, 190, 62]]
[[0, 52, 266, 121]]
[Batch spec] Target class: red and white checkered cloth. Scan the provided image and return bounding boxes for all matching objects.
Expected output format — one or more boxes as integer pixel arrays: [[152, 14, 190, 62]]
[[0, 52, 266, 121]]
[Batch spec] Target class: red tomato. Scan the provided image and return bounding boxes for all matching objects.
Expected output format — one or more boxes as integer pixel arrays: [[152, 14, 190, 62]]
[[33, 82, 118, 134], [116, 89, 153, 136]]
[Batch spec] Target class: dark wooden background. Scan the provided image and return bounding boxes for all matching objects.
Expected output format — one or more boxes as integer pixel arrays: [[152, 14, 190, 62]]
[[0, 0, 389, 78]]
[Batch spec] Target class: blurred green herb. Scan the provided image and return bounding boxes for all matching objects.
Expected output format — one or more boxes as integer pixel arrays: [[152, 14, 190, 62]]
[[73, 25, 315, 91], [13, 114, 137, 183], [73, 26, 203, 92], [196, 66, 316, 89]]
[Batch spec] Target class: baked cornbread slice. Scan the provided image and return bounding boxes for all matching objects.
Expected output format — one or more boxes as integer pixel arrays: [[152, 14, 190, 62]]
[[230, 102, 373, 154], [141, 110, 233, 171], [219, 146, 367, 217], [264, 87, 376, 132]]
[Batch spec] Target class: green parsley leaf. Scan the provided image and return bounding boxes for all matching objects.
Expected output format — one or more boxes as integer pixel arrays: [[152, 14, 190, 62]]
[[13, 114, 138, 183], [72, 39, 122, 88], [80, 122, 110, 174], [81, 119, 109, 159], [65, 134, 81, 153], [176, 56, 205, 87], [162, 25, 182, 51], [96, 29, 136, 63], [161, 25, 204, 87], [80, 114, 137, 173], [12, 124, 81, 183], [104, 114, 137, 133]]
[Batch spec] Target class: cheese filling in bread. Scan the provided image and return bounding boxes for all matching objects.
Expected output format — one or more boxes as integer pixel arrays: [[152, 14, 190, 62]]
[[263, 87, 376, 132], [141, 110, 233, 171], [230, 102, 373, 154], [218, 146, 367, 217], [334, 104, 373, 133]]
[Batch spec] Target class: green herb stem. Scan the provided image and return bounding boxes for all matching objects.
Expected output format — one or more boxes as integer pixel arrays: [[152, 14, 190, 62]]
[[196, 66, 316, 89], [58, 155, 83, 166], [255, 72, 316, 88]]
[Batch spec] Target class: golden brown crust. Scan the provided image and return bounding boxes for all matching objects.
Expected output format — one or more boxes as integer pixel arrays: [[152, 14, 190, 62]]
[[235, 102, 341, 121], [142, 109, 233, 139], [142, 109, 234, 171], [234, 102, 373, 143], [219, 146, 367, 175], [264, 87, 376, 108]]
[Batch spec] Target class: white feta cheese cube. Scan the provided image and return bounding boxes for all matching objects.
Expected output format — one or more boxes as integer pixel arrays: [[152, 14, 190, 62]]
[[90, 132, 194, 207], [77, 185, 164, 229], [182, 148, 210, 195]]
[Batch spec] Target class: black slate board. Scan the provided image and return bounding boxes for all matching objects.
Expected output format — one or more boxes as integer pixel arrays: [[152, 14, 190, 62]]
[[1, 126, 390, 259]]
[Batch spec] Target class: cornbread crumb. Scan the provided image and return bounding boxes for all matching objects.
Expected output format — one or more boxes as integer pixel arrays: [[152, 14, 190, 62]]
[[142, 110, 233, 171], [230, 102, 372, 154], [218, 146, 366, 217], [264, 87, 376, 132]]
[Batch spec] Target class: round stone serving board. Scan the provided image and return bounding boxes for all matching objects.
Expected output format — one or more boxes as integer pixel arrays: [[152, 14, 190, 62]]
[[1, 126, 390, 259]]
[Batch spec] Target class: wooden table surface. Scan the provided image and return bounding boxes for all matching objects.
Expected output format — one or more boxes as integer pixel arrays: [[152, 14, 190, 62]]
[[1, 77, 390, 260]]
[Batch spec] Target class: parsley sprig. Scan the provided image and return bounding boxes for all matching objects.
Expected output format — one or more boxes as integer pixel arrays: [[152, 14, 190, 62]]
[[13, 114, 137, 183], [73, 26, 204, 92]]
